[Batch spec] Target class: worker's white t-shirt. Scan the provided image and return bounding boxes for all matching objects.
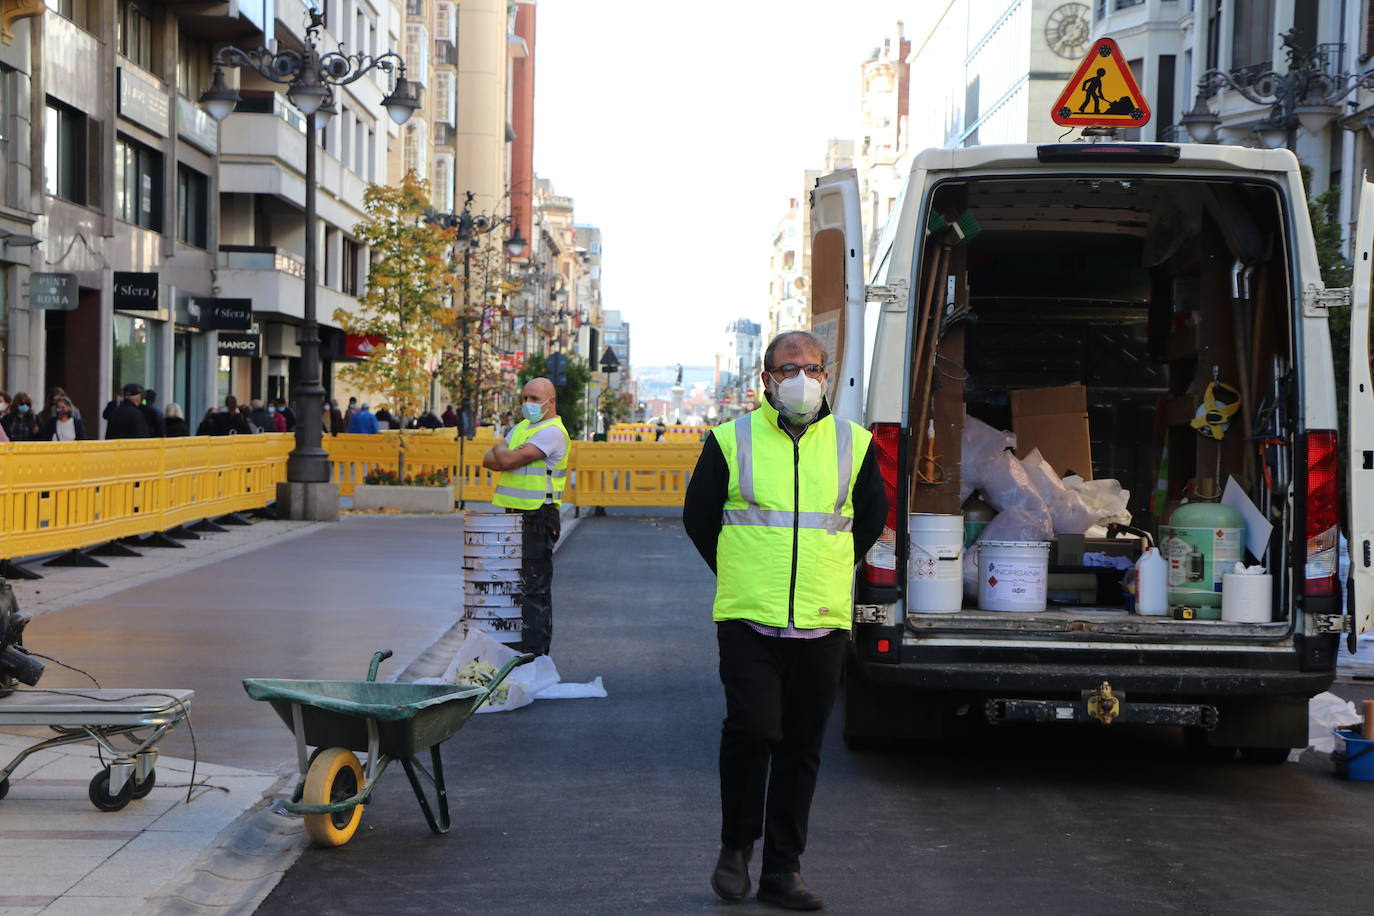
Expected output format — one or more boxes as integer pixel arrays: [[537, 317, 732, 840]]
[[505, 424, 567, 472]]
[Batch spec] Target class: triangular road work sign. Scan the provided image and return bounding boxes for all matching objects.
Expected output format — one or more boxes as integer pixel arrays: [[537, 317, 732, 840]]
[[1050, 37, 1150, 128]]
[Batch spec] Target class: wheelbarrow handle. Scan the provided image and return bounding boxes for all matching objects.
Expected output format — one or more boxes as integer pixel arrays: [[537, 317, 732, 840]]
[[479, 653, 537, 704], [367, 649, 395, 682]]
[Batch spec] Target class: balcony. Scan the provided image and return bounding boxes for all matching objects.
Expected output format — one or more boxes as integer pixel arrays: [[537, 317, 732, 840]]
[[216, 245, 356, 323]]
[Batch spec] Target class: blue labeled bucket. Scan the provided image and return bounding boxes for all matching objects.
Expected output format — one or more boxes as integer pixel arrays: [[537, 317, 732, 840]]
[[1332, 729, 1374, 782]]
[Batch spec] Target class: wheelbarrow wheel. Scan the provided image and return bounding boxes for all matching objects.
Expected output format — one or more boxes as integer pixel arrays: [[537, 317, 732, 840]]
[[302, 748, 365, 847]]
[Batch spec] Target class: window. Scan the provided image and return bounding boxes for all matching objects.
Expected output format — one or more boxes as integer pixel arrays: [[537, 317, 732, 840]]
[[343, 238, 361, 296], [0, 68, 9, 208], [45, 99, 93, 206], [436, 2, 456, 43], [324, 227, 337, 288], [433, 153, 453, 211], [116, 135, 163, 231], [1231, 0, 1274, 71], [177, 165, 208, 248], [434, 71, 455, 125], [405, 24, 429, 85], [177, 34, 212, 99], [367, 126, 376, 181], [45, 0, 98, 32], [403, 120, 426, 177], [340, 110, 352, 169], [118, 0, 157, 73]]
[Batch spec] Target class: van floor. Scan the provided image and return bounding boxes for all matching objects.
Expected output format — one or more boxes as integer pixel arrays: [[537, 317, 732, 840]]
[[906, 609, 1286, 637]]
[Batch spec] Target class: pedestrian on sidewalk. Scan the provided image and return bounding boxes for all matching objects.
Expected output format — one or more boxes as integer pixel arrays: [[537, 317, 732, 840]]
[[103, 384, 150, 439], [482, 377, 568, 657], [683, 330, 886, 911], [348, 402, 379, 434], [209, 396, 250, 436], [164, 403, 189, 437], [140, 388, 166, 437], [2, 391, 43, 441], [41, 396, 85, 440]]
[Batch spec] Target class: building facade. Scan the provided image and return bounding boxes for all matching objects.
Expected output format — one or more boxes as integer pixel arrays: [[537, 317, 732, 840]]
[[717, 316, 760, 418]]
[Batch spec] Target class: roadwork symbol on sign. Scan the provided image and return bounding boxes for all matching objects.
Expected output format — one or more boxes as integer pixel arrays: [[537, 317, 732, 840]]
[[1050, 37, 1150, 128]]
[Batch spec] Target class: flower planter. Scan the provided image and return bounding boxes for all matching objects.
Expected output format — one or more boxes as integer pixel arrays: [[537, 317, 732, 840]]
[[351, 484, 455, 514]]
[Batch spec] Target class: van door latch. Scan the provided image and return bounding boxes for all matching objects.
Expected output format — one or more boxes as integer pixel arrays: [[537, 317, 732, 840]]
[[1302, 286, 1350, 316], [1312, 614, 1352, 634], [865, 280, 908, 311]]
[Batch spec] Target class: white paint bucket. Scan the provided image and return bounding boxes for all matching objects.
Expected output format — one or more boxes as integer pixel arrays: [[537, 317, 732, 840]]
[[977, 540, 1051, 612], [1221, 573, 1272, 623], [907, 514, 964, 613]]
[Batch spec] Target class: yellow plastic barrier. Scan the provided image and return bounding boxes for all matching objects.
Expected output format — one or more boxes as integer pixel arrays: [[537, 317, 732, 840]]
[[608, 423, 713, 443], [326, 432, 499, 502], [568, 442, 704, 507], [0, 435, 291, 563]]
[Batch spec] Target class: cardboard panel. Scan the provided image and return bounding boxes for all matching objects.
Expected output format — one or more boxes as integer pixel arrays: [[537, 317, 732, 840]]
[[1011, 383, 1093, 480]]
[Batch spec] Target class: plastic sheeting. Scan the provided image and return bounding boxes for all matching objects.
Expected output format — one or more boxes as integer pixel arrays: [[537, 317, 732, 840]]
[[415, 629, 607, 713]]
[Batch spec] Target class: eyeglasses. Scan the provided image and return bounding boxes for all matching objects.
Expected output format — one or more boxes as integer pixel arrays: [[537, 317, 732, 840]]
[[768, 363, 826, 380]]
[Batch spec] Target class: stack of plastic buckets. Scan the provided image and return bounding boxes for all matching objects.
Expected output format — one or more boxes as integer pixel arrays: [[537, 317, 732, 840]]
[[462, 513, 524, 644]]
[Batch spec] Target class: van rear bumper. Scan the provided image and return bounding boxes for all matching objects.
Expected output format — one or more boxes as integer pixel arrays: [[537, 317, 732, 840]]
[[859, 641, 1337, 698]]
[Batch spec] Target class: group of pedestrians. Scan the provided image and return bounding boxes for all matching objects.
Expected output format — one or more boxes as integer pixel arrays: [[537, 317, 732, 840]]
[[193, 395, 298, 436], [0, 388, 89, 442]]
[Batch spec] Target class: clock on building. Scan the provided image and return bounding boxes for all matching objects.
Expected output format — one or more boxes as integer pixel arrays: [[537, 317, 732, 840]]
[[1045, 3, 1091, 60]]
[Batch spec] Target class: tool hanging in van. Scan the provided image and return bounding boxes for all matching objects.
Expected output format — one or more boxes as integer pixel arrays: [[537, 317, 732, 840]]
[[1190, 377, 1241, 440]]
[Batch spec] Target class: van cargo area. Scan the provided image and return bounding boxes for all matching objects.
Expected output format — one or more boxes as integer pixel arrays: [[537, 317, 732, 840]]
[[897, 175, 1309, 640]]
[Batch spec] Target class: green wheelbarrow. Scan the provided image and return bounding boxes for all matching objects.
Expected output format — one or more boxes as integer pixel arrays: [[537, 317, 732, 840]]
[[243, 649, 533, 847]]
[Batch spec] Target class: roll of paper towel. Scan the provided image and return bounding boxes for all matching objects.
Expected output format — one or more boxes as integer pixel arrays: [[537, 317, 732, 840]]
[[1221, 572, 1271, 623]]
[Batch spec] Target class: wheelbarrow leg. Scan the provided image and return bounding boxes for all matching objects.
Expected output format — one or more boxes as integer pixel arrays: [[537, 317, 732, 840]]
[[400, 745, 451, 835]]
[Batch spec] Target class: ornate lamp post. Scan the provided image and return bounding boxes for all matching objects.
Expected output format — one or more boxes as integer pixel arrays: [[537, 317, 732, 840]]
[[199, 8, 420, 518], [1181, 32, 1371, 148]]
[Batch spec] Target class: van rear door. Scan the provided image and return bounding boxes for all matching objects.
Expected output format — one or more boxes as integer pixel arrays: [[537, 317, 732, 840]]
[[1346, 178, 1374, 646], [810, 169, 865, 423]]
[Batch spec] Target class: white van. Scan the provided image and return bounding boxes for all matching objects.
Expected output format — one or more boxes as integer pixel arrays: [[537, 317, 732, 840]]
[[811, 141, 1374, 759]]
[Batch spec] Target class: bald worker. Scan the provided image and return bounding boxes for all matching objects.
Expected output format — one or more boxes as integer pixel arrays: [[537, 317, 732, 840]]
[[483, 378, 570, 656]]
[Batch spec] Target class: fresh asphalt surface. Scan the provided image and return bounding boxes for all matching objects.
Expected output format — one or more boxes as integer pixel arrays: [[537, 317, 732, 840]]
[[259, 510, 1374, 916]]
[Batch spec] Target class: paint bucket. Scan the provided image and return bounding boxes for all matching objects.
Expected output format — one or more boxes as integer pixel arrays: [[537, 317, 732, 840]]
[[1221, 573, 1272, 623], [463, 513, 523, 643], [977, 540, 1051, 612], [907, 514, 963, 613], [1332, 729, 1374, 782]]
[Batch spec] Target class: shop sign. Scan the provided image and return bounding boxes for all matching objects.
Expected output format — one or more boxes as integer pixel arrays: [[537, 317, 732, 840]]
[[117, 66, 169, 136], [113, 271, 159, 310], [28, 272, 78, 310], [176, 96, 218, 154], [218, 332, 261, 358], [192, 297, 253, 330], [344, 333, 385, 358]]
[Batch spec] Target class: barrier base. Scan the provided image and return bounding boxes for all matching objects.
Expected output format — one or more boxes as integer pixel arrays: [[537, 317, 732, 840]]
[[88, 541, 143, 558], [0, 560, 41, 580], [128, 533, 186, 549], [164, 526, 202, 541], [215, 513, 252, 526], [189, 519, 229, 534], [276, 481, 340, 522], [43, 549, 108, 569]]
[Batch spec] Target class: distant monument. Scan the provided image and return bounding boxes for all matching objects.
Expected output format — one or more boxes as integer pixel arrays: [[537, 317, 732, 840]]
[[670, 363, 685, 424]]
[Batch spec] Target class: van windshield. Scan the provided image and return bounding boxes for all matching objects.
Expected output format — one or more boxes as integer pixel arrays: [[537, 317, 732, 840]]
[[911, 175, 1296, 628]]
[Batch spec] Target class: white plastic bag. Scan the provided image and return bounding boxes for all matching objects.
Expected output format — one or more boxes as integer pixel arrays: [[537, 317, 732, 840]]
[[1064, 476, 1132, 527], [961, 416, 1017, 505], [1023, 450, 1099, 535], [438, 629, 559, 713], [1289, 691, 1364, 762]]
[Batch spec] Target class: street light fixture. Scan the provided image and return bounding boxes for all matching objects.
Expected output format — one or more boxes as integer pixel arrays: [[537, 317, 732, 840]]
[[1182, 32, 1370, 147], [198, 7, 417, 517]]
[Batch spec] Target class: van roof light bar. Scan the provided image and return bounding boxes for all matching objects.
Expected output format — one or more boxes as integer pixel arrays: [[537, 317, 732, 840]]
[[1037, 144, 1181, 164]]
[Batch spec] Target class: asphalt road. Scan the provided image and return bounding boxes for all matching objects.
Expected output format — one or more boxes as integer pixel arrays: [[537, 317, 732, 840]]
[[259, 511, 1374, 916]]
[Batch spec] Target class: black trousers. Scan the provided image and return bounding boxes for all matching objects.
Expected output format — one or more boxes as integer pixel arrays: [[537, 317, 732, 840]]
[[717, 620, 847, 875], [518, 503, 560, 656]]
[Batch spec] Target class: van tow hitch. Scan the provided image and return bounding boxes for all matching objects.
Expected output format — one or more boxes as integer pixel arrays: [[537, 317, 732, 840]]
[[984, 681, 1219, 729]]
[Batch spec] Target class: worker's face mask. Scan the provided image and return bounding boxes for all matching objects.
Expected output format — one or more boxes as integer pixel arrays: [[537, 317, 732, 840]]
[[769, 372, 824, 425], [522, 401, 545, 423]]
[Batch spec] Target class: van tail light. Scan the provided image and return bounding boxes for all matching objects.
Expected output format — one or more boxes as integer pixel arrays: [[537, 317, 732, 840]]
[[1304, 430, 1339, 597], [861, 422, 902, 587]]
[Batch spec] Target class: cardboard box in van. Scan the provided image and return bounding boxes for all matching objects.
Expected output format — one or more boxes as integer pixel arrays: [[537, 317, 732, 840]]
[[1011, 383, 1093, 481]]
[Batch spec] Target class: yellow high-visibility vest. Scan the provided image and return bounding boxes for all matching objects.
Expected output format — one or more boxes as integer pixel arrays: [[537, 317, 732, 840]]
[[713, 398, 870, 630], [492, 416, 570, 510]]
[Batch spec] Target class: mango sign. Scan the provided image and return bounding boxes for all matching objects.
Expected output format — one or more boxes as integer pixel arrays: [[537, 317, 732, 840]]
[[1050, 38, 1150, 129]]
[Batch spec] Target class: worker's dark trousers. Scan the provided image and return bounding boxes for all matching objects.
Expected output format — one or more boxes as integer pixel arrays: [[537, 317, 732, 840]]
[[518, 503, 560, 656], [717, 620, 846, 875]]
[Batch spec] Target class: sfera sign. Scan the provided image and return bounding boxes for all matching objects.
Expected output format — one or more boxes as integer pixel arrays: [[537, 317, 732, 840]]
[[217, 332, 261, 358], [113, 271, 159, 310], [193, 298, 253, 330], [28, 273, 78, 310]]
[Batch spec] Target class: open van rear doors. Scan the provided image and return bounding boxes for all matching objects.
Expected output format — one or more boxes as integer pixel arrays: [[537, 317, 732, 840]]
[[1346, 178, 1374, 645], [810, 170, 865, 424]]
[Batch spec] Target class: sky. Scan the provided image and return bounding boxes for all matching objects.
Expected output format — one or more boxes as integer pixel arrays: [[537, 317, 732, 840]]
[[533, 0, 941, 370]]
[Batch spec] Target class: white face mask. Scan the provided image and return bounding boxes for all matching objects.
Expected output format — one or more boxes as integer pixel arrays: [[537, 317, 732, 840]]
[[771, 372, 824, 424]]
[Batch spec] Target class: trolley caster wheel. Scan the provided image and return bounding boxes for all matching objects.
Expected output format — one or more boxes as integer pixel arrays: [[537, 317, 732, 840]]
[[302, 748, 365, 847], [130, 769, 156, 799], [89, 767, 134, 812], [0, 776, 9, 801]]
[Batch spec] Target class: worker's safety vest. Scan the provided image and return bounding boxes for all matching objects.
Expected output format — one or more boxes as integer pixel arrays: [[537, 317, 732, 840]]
[[492, 416, 570, 510], [714, 399, 870, 630]]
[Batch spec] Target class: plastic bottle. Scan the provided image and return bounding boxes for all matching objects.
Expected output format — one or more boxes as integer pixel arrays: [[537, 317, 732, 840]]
[[1135, 545, 1167, 616]]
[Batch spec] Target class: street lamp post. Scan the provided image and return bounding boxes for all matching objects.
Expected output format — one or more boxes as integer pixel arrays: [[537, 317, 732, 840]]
[[198, 8, 420, 519], [1181, 32, 1371, 148]]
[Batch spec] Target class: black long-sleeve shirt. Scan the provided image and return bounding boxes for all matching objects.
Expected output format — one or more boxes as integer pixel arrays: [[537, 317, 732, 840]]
[[682, 407, 887, 574]]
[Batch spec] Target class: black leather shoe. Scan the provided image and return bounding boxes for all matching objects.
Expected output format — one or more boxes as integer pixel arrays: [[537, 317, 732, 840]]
[[710, 844, 753, 902], [757, 872, 823, 911]]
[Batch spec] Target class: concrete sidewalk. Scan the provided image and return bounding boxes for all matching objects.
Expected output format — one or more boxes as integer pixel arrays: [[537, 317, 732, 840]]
[[0, 504, 580, 914]]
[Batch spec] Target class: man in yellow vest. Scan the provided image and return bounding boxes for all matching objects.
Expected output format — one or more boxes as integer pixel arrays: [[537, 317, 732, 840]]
[[684, 331, 886, 910], [482, 377, 569, 656]]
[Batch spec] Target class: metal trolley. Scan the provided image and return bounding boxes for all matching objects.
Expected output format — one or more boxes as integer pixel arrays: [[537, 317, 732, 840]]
[[0, 689, 194, 811]]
